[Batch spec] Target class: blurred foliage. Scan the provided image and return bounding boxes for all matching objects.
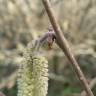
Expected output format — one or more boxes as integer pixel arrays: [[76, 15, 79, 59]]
[[0, 0, 96, 96]]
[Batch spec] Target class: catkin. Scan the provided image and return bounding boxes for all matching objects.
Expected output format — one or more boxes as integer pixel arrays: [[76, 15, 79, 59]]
[[17, 47, 34, 96], [17, 44, 48, 96], [33, 54, 48, 96]]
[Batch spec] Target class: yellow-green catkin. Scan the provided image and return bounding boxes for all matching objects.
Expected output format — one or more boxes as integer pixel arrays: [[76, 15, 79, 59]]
[[33, 54, 48, 96], [17, 47, 34, 96], [17, 42, 48, 96]]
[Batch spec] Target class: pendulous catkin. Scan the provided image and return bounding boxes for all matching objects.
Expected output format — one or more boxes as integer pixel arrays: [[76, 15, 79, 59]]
[[17, 42, 48, 96], [33, 54, 48, 96]]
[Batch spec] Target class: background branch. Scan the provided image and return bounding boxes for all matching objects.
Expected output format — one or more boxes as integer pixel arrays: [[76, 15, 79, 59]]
[[81, 77, 96, 96], [42, 0, 94, 96]]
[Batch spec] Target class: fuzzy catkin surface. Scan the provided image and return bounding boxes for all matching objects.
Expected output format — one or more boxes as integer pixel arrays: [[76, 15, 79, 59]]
[[33, 55, 48, 96], [17, 45, 48, 96], [17, 42, 38, 96], [17, 48, 34, 96]]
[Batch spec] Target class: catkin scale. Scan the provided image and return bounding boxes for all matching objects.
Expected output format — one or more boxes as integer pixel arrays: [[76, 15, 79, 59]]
[[17, 46, 48, 96]]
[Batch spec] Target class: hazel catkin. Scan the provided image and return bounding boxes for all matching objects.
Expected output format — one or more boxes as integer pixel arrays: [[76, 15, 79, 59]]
[[17, 45, 48, 96]]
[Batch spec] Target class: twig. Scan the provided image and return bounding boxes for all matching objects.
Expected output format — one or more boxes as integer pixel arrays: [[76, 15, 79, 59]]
[[42, 0, 94, 96], [81, 78, 96, 96], [27, 31, 56, 51]]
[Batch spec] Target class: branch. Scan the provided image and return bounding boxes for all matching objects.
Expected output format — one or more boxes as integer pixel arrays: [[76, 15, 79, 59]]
[[81, 78, 96, 96], [42, 0, 94, 96]]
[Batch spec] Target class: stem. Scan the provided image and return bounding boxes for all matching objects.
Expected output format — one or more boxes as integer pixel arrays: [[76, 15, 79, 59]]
[[27, 32, 56, 51], [42, 0, 94, 96]]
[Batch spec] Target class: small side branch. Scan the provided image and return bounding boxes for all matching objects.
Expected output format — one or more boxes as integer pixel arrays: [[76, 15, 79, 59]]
[[42, 0, 94, 96]]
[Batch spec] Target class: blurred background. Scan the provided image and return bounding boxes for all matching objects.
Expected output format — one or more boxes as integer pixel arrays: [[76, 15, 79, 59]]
[[0, 0, 96, 96]]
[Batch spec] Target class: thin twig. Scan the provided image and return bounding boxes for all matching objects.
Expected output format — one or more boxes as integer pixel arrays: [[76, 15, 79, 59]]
[[28, 31, 56, 51], [81, 78, 96, 96], [42, 0, 94, 96]]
